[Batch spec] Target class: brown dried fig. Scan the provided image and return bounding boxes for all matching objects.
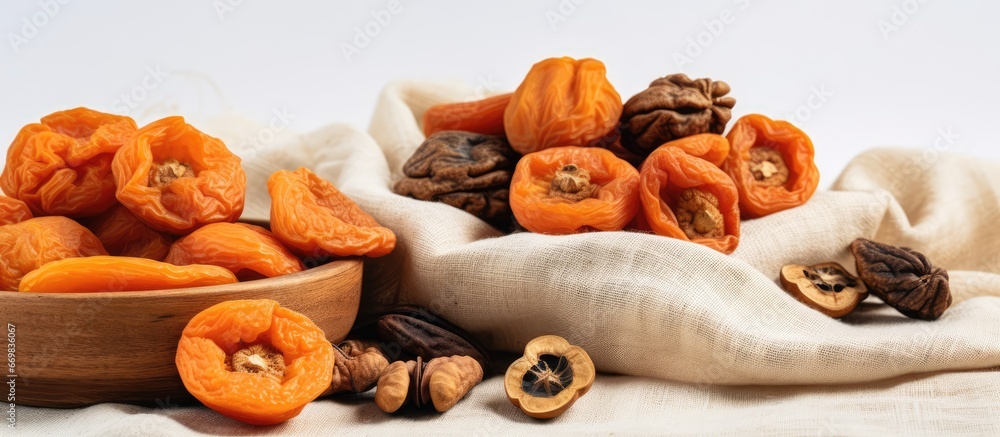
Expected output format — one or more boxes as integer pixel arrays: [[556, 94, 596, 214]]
[[850, 238, 952, 320], [324, 342, 389, 395], [779, 262, 867, 318]]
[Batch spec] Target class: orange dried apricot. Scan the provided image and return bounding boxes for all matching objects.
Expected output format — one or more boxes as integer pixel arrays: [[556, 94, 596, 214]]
[[1, 108, 136, 217], [176, 299, 335, 425], [639, 146, 740, 254], [18, 256, 237, 293], [0, 196, 32, 226], [112, 116, 246, 235], [0, 216, 108, 291], [510, 146, 640, 234], [85, 203, 173, 261], [504, 57, 622, 154], [423, 93, 511, 138], [656, 133, 730, 167], [164, 223, 303, 281], [268, 167, 396, 258], [722, 114, 819, 218]]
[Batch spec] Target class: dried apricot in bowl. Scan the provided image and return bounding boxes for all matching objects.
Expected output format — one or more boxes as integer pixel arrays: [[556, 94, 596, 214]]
[[112, 116, 246, 235], [1, 107, 136, 218], [175, 299, 335, 425], [85, 203, 174, 260], [18, 256, 237, 293], [510, 146, 640, 234], [164, 222, 303, 281], [0, 216, 108, 291], [268, 167, 396, 258]]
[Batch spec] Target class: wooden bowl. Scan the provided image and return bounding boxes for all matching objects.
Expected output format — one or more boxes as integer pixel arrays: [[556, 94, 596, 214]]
[[0, 257, 363, 408]]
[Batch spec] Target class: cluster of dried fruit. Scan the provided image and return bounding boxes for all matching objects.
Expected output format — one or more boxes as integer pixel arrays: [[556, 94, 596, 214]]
[[1, 108, 395, 292], [780, 238, 952, 321], [395, 56, 820, 254]]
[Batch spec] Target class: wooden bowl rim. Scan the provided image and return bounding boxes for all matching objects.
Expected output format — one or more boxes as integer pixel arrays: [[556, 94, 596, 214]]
[[0, 257, 362, 301]]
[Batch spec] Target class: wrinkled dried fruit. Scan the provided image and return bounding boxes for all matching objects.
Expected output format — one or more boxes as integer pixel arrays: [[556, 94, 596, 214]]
[[722, 114, 819, 218], [655, 133, 730, 167], [374, 360, 411, 413], [638, 146, 740, 254], [176, 299, 335, 425], [18, 256, 237, 293], [504, 57, 622, 154], [851, 239, 952, 320], [1, 108, 137, 217], [164, 222, 303, 281], [780, 262, 868, 318], [268, 167, 396, 258], [0, 196, 32, 226], [505, 335, 595, 419], [112, 116, 246, 235], [423, 93, 512, 138], [374, 355, 482, 413], [510, 146, 640, 234], [0, 216, 108, 291], [620, 74, 735, 157], [376, 308, 491, 372], [326, 342, 390, 394], [394, 131, 517, 228], [84, 203, 173, 260]]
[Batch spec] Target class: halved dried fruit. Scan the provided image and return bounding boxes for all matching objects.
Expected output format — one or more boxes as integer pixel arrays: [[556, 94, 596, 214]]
[[779, 262, 868, 318], [504, 335, 595, 419]]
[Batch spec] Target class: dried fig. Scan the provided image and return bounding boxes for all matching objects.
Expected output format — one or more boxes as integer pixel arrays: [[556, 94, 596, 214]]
[[779, 262, 867, 318], [850, 239, 952, 320]]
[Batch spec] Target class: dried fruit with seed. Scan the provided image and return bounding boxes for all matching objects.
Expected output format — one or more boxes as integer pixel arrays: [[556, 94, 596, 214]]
[[164, 222, 303, 281], [84, 203, 173, 260], [268, 167, 396, 258], [850, 239, 952, 320], [112, 116, 246, 235], [175, 299, 335, 425], [1, 108, 137, 217], [19, 256, 237, 292], [423, 93, 512, 138], [504, 57, 622, 154], [620, 74, 735, 157], [779, 262, 868, 318], [510, 146, 640, 234], [0, 196, 32, 226], [0, 216, 108, 291], [505, 335, 595, 419], [722, 114, 819, 218], [638, 146, 740, 254], [394, 131, 517, 229]]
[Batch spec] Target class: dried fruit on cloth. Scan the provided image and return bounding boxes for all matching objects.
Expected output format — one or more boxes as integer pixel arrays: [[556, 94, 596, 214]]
[[112, 116, 246, 235], [422, 93, 512, 138], [620, 74, 735, 157], [393, 131, 517, 228], [780, 262, 868, 318], [1, 108, 137, 217], [504, 57, 622, 154], [84, 203, 173, 261], [268, 167, 396, 258], [505, 335, 595, 419], [18, 256, 237, 292], [0, 216, 108, 291], [164, 222, 303, 281], [374, 355, 483, 414], [722, 114, 819, 218], [175, 299, 335, 425], [851, 239, 952, 320], [638, 146, 740, 254], [0, 196, 32, 226], [510, 146, 640, 234]]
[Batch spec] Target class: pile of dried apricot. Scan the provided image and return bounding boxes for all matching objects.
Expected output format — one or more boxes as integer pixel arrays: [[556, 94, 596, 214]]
[[396, 56, 821, 254], [1, 107, 395, 292]]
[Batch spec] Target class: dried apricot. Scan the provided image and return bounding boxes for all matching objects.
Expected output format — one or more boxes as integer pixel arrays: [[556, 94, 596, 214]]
[[0, 196, 32, 226], [84, 203, 173, 260], [722, 114, 819, 218], [112, 116, 246, 235], [18, 256, 237, 293], [268, 167, 396, 258], [176, 299, 335, 425], [510, 146, 640, 234], [504, 57, 622, 154], [639, 146, 740, 254], [423, 93, 511, 137], [1, 108, 136, 217], [655, 133, 730, 167], [0, 216, 108, 291], [164, 223, 303, 281]]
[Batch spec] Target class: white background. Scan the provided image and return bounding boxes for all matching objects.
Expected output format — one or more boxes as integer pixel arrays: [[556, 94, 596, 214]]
[[1, 0, 998, 187]]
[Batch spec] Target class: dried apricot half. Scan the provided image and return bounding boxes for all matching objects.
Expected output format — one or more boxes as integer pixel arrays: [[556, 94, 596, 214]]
[[164, 222, 303, 281], [18, 256, 237, 293]]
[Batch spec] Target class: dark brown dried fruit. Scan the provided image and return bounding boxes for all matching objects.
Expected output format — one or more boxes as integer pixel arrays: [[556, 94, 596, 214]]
[[394, 131, 517, 228], [850, 238, 952, 320], [620, 74, 736, 157], [779, 262, 868, 318], [376, 307, 491, 372]]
